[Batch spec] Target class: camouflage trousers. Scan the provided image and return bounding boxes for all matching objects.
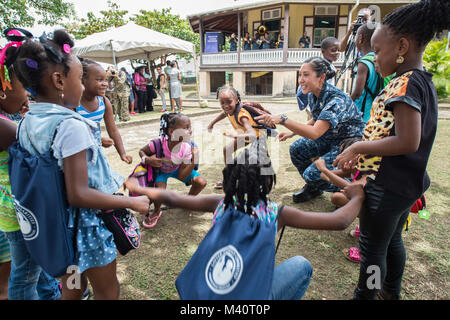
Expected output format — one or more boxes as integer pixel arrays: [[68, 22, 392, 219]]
[[289, 136, 343, 192], [111, 94, 130, 122]]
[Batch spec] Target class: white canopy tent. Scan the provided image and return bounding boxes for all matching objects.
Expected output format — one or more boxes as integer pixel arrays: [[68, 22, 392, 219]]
[[72, 21, 195, 65], [72, 22, 205, 104]]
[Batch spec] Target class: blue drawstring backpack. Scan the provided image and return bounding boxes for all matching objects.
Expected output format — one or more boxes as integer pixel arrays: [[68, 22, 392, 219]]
[[175, 205, 277, 300], [8, 122, 78, 278]]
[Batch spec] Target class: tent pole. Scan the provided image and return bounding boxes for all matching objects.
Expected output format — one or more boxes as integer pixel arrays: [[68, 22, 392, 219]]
[[110, 40, 117, 68]]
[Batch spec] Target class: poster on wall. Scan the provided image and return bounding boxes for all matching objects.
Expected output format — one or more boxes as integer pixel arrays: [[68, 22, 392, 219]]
[[205, 32, 219, 53]]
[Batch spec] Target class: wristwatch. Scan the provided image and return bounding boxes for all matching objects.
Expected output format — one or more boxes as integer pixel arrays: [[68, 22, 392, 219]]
[[280, 114, 288, 125]]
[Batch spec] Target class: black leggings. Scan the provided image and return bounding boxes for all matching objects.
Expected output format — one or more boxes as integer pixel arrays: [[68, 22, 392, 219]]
[[354, 179, 416, 300]]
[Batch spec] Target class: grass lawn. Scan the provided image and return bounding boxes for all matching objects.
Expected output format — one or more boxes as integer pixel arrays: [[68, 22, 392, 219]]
[[109, 110, 449, 300]]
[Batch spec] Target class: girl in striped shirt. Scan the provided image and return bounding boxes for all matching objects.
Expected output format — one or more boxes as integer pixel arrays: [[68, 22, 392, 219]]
[[77, 58, 132, 164]]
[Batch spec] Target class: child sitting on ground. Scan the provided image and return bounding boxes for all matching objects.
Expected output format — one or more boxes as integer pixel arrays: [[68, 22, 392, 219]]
[[313, 137, 366, 263], [138, 112, 207, 228]]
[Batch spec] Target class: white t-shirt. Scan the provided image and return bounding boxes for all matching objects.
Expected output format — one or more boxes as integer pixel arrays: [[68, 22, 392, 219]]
[[52, 118, 96, 168]]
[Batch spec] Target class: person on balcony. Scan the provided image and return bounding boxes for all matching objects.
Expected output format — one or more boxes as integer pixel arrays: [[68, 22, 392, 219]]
[[229, 33, 237, 51], [277, 27, 285, 49], [299, 31, 311, 48], [252, 32, 262, 50], [261, 32, 272, 50], [243, 32, 252, 51]]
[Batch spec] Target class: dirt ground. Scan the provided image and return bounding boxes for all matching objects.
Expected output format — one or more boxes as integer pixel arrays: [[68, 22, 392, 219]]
[[102, 104, 449, 300]]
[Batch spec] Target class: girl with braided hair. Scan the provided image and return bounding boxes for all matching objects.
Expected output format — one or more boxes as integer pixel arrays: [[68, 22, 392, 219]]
[[12, 29, 149, 300], [125, 148, 366, 299], [334, 0, 449, 299], [0, 28, 63, 300], [138, 112, 206, 228]]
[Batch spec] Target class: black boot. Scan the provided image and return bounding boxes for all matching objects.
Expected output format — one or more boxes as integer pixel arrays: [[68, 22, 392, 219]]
[[293, 183, 323, 203]]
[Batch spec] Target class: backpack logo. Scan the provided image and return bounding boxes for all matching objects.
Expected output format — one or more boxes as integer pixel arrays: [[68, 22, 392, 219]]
[[205, 245, 243, 295], [13, 199, 39, 241]]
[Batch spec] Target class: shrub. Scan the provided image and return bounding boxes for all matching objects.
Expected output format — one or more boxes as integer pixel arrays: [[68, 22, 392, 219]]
[[423, 38, 449, 100]]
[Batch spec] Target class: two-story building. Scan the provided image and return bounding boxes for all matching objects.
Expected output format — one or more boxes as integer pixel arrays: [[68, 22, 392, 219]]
[[188, 0, 416, 97]]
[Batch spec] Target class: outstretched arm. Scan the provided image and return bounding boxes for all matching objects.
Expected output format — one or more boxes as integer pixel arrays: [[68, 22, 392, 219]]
[[103, 96, 132, 164], [124, 177, 223, 213], [278, 184, 364, 230], [314, 158, 350, 189], [208, 112, 227, 132], [334, 102, 421, 169]]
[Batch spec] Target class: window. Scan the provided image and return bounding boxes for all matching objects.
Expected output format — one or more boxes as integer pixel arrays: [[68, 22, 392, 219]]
[[313, 16, 337, 47], [262, 8, 282, 20], [315, 6, 338, 16]]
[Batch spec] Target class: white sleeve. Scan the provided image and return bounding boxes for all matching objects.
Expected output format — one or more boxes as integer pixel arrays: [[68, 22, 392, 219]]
[[52, 118, 96, 164]]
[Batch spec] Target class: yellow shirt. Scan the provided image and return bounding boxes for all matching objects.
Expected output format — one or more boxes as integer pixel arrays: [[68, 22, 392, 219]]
[[226, 108, 264, 139]]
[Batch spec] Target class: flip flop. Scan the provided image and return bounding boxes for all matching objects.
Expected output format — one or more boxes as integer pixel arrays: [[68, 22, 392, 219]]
[[142, 211, 162, 229], [343, 247, 360, 263], [349, 225, 360, 238]]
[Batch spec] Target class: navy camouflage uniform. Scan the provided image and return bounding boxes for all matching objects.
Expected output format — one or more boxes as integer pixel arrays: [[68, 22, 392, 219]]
[[289, 82, 365, 192]]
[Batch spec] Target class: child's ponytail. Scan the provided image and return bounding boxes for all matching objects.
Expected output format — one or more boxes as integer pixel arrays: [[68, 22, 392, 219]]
[[13, 29, 75, 95]]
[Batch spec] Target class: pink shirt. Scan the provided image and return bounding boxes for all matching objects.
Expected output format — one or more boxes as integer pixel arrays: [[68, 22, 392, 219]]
[[149, 137, 192, 173]]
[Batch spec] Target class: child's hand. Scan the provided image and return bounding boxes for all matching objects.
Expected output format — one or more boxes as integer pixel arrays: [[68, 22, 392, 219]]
[[130, 195, 150, 215], [313, 157, 327, 171], [124, 177, 140, 193], [207, 123, 214, 133], [121, 154, 133, 164], [320, 172, 330, 182], [101, 137, 115, 148], [148, 155, 162, 167], [223, 131, 238, 139], [333, 144, 358, 169], [277, 132, 294, 141], [342, 184, 365, 201]]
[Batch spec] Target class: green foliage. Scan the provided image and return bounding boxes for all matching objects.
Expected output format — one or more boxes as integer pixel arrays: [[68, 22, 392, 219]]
[[423, 38, 450, 99], [0, 0, 75, 30], [131, 7, 200, 61], [63, 1, 128, 40]]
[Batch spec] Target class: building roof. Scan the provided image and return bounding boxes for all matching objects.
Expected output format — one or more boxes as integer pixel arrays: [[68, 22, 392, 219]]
[[188, 0, 417, 33]]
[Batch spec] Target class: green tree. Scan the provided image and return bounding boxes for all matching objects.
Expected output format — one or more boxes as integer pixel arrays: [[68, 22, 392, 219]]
[[131, 7, 200, 60], [0, 0, 75, 30], [64, 1, 128, 40]]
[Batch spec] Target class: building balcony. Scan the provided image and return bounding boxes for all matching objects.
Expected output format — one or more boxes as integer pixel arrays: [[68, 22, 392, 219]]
[[200, 48, 345, 70]]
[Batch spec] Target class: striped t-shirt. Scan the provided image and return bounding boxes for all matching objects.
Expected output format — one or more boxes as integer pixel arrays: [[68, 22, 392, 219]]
[[76, 96, 105, 123]]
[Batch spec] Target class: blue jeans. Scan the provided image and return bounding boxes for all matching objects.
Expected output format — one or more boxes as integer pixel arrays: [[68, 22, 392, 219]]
[[5, 230, 61, 300], [270, 256, 313, 300]]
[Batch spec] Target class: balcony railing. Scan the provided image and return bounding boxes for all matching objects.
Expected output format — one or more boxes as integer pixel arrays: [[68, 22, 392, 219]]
[[201, 49, 344, 66]]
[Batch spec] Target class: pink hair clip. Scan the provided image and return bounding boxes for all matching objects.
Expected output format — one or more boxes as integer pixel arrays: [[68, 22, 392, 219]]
[[63, 44, 71, 54]]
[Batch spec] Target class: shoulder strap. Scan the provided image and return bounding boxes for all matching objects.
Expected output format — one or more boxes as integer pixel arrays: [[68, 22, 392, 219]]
[[275, 205, 285, 254]]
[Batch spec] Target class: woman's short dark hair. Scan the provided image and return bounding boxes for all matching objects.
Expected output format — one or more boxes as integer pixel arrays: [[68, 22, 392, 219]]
[[303, 56, 336, 80]]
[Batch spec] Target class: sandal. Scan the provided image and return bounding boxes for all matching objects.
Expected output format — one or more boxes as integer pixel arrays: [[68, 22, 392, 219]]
[[142, 211, 162, 229], [349, 225, 360, 238], [214, 180, 223, 189], [343, 247, 360, 263]]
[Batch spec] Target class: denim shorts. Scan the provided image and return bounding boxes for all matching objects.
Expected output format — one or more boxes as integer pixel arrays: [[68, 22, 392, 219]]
[[155, 169, 200, 186]]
